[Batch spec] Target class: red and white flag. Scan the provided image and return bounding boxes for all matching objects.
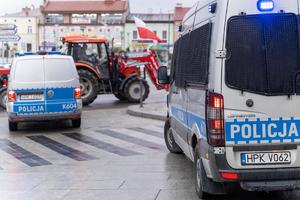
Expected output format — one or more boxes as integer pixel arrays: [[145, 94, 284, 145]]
[[134, 16, 162, 42]]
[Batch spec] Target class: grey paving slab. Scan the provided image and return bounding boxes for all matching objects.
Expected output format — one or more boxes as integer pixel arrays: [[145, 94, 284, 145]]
[[27, 136, 97, 161], [95, 129, 166, 151], [0, 139, 51, 167], [127, 127, 164, 138], [62, 132, 141, 156], [62, 189, 159, 200]]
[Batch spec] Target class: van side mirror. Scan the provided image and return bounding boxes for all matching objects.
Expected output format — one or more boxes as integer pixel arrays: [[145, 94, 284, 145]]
[[158, 66, 169, 84]]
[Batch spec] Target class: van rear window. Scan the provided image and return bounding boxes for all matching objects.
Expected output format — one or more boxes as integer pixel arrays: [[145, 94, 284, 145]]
[[225, 13, 300, 95], [44, 59, 76, 82], [14, 60, 44, 82]]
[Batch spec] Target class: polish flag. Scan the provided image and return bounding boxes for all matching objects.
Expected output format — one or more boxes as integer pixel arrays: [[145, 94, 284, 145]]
[[134, 16, 162, 42]]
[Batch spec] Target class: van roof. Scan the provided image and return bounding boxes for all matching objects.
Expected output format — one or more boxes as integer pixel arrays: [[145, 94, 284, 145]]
[[14, 55, 72, 61]]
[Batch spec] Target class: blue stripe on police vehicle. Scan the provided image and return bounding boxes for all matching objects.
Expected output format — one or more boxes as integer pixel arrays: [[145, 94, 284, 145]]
[[225, 118, 300, 144], [170, 105, 206, 136], [13, 87, 77, 115]]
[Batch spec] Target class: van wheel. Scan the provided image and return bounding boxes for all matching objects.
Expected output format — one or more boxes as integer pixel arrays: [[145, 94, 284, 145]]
[[78, 69, 99, 106], [9, 121, 18, 131], [195, 144, 209, 199], [124, 77, 149, 103], [164, 119, 182, 154], [0, 88, 7, 109], [72, 118, 81, 128]]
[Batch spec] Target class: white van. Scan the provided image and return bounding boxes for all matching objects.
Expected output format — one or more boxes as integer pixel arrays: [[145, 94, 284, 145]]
[[7, 54, 82, 131], [158, 0, 300, 198]]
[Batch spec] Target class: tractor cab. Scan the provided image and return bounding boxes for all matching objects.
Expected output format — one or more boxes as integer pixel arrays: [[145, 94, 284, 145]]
[[63, 36, 111, 80]]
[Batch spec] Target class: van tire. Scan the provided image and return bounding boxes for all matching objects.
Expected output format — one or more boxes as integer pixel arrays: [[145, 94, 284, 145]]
[[0, 88, 7, 109], [9, 121, 18, 131], [72, 118, 81, 128], [164, 119, 182, 154], [124, 77, 149, 103], [194, 144, 210, 199], [78, 69, 99, 106]]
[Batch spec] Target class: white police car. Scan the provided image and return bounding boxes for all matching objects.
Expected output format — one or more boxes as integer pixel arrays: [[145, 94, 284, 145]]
[[158, 0, 300, 198], [6, 53, 82, 131]]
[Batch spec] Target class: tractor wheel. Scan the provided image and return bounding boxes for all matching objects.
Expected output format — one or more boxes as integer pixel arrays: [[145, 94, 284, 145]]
[[124, 77, 150, 103], [114, 92, 127, 101], [78, 69, 99, 106], [0, 88, 7, 109]]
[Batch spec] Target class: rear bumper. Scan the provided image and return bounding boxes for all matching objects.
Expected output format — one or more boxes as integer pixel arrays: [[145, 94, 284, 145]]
[[8, 111, 81, 122], [207, 147, 300, 191]]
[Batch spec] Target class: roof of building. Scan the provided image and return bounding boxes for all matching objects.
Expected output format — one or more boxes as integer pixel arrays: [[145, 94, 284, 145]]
[[3, 7, 41, 17], [126, 13, 173, 23], [174, 6, 190, 21], [42, 0, 128, 13]]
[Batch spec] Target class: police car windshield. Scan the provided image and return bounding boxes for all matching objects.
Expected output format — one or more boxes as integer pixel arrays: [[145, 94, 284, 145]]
[[14, 59, 44, 83], [44, 58, 76, 82]]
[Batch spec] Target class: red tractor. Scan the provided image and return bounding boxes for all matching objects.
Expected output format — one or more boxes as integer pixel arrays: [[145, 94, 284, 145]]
[[62, 35, 168, 106], [0, 67, 9, 109]]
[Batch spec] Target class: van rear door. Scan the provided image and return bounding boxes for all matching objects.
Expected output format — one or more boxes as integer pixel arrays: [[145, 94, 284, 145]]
[[12, 58, 46, 115], [44, 57, 79, 114], [223, 13, 300, 169]]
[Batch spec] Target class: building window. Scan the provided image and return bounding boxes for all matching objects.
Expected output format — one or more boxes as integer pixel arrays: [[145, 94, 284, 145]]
[[27, 26, 32, 34], [101, 13, 124, 25], [71, 14, 97, 24], [163, 31, 167, 40], [45, 14, 64, 24], [28, 19, 31, 22], [133, 31, 138, 39]]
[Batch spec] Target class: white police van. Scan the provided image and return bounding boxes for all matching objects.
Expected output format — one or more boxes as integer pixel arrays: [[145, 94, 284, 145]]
[[158, 0, 300, 198], [7, 53, 82, 131]]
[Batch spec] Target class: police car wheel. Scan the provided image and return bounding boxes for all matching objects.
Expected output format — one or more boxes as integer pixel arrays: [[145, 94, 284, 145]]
[[124, 78, 149, 103], [72, 118, 81, 128], [8, 121, 18, 131], [164, 119, 182, 154], [0, 88, 7, 109], [195, 144, 209, 199]]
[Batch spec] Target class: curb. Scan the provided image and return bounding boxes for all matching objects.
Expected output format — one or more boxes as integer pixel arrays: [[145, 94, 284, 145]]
[[127, 105, 167, 121]]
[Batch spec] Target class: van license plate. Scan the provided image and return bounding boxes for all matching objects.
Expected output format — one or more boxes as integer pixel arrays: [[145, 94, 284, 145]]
[[241, 152, 291, 165], [20, 94, 43, 101]]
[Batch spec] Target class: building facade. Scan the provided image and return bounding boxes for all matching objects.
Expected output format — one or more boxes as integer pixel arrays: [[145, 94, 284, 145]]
[[173, 4, 190, 42], [0, 7, 40, 54], [39, 0, 128, 50]]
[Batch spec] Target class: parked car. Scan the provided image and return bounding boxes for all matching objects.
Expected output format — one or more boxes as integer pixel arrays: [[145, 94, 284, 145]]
[[158, 0, 300, 198], [6, 54, 82, 131]]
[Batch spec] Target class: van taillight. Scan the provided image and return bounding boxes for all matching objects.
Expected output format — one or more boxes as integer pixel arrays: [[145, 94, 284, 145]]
[[207, 92, 225, 147], [74, 88, 81, 99], [8, 91, 16, 102]]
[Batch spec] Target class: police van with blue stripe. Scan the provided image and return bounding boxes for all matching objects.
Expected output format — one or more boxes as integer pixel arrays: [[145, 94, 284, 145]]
[[158, 0, 300, 197], [6, 53, 82, 131]]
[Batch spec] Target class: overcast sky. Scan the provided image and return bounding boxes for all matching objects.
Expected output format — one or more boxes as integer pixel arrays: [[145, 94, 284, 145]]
[[0, 0, 198, 16]]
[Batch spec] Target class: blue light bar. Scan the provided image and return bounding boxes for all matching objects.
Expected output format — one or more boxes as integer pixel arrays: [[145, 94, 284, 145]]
[[47, 51, 63, 55], [15, 51, 63, 57], [257, 0, 274, 12]]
